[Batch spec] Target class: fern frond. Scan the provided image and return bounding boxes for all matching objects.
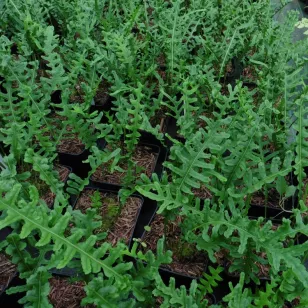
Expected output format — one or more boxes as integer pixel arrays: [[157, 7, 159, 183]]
[[165, 121, 229, 195], [7, 266, 52, 308], [198, 266, 223, 295], [0, 184, 132, 281], [294, 86, 308, 199]]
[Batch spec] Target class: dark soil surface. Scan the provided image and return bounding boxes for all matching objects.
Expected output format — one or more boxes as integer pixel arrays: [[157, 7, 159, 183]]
[[251, 188, 283, 209], [48, 277, 95, 308], [48, 114, 85, 155], [0, 254, 16, 293], [94, 80, 111, 106]]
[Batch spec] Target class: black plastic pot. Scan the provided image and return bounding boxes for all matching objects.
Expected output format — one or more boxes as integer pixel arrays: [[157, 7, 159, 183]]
[[296, 234, 308, 245], [139, 211, 209, 288], [139, 115, 170, 137], [205, 294, 217, 306], [58, 149, 90, 179], [72, 185, 144, 249], [129, 197, 159, 249], [158, 263, 208, 289], [90, 139, 165, 190], [248, 203, 293, 220], [50, 90, 62, 107], [139, 131, 168, 175], [90, 96, 114, 114], [0, 271, 85, 307], [248, 184, 297, 220], [220, 57, 243, 88], [299, 0, 308, 13]]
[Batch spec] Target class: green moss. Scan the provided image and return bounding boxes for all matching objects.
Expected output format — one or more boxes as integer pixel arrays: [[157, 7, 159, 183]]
[[91, 194, 120, 233], [166, 237, 197, 260]]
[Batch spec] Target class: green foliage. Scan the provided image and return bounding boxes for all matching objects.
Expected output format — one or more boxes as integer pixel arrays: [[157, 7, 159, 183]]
[[198, 266, 223, 295], [90, 190, 101, 209], [67, 146, 121, 195], [294, 86, 308, 199], [1, 0, 308, 306], [153, 278, 208, 308], [223, 273, 254, 308], [7, 267, 52, 308]]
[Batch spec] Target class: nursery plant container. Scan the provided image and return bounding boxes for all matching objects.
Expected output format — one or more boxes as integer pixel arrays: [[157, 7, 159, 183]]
[[129, 197, 159, 248], [73, 186, 144, 249], [299, 0, 308, 13], [90, 97, 114, 114], [47, 273, 90, 307], [248, 176, 297, 220], [0, 251, 20, 307], [91, 80, 114, 112], [248, 202, 294, 220], [50, 90, 62, 108], [223, 259, 271, 285], [58, 149, 90, 179], [90, 138, 165, 190], [1, 272, 88, 307], [220, 57, 243, 87], [139, 212, 209, 288], [139, 116, 170, 141]]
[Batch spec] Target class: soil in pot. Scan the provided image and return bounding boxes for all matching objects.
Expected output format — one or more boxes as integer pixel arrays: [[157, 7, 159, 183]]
[[142, 215, 208, 278], [192, 184, 213, 200], [250, 183, 292, 211], [69, 79, 87, 104], [283, 298, 300, 308], [225, 250, 271, 280], [143, 107, 169, 133], [242, 66, 257, 82], [48, 276, 94, 308], [217, 221, 283, 281], [91, 144, 157, 185], [94, 80, 111, 106], [74, 189, 142, 246], [48, 114, 85, 155], [0, 253, 17, 293]]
